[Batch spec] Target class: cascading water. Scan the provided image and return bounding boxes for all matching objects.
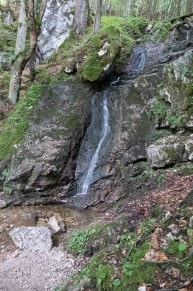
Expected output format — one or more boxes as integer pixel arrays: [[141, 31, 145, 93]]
[[186, 29, 191, 41], [130, 46, 146, 76], [78, 91, 110, 195], [75, 48, 147, 197], [137, 47, 146, 72]]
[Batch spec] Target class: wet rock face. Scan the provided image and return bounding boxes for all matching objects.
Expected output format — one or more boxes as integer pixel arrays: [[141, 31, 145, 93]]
[[37, 0, 74, 60], [2, 19, 193, 208], [5, 80, 92, 199]]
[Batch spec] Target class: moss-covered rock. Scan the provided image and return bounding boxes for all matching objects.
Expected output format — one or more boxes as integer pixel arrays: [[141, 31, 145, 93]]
[[65, 216, 132, 256], [151, 49, 193, 130], [52, 16, 147, 82], [0, 79, 92, 202]]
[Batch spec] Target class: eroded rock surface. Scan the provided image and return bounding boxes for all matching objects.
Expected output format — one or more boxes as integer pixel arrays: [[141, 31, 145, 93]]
[[1, 18, 193, 208]]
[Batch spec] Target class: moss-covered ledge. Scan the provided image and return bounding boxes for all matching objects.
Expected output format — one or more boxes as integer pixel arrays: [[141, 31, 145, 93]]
[[49, 16, 147, 82]]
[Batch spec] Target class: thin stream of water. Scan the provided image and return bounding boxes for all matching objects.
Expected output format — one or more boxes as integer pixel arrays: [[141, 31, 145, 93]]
[[77, 47, 146, 196], [79, 92, 110, 194]]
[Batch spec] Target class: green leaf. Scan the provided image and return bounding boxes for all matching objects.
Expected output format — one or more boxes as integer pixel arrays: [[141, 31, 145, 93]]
[[113, 279, 121, 287], [97, 278, 102, 285], [178, 243, 187, 252], [100, 272, 107, 279]]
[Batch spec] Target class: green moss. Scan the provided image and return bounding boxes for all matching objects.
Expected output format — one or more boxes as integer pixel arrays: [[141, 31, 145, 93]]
[[0, 82, 42, 160], [164, 147, 177, 162], [72, 241, 156, 291], [0, 71, 10, 98], [152, 98, 168, 119], [80, 252, 115, 290], [101, 16, 148, 36], [165, 241, 187, 259], [166, 112, 187, 128], [66, 227, 98, 255], [150, 20, 173, 41], [66, 218, 133, 257], [119, 242, 156, 290], [0, 22, 17, 53], [52, 16, 148, 82]]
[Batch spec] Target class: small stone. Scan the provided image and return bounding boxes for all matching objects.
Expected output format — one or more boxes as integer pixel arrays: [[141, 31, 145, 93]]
[[166, 232, 176, 242], [168, 224, 179, 234], [97, 41, 110, 57], [189, 216, 193, 228], [187, 228, 193, 245], [48, 216, 61, 234]]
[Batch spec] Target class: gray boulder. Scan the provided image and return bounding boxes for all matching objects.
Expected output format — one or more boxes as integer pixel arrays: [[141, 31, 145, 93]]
[[9, 226, 52, 251], [147, 136, 193, 168]]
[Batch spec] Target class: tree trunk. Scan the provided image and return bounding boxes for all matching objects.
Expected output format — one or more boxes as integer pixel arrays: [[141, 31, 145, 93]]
[[8, 0, 27, 104], [93, 0, 102, 33], [8, 0, 47, 104], [74, 0, 90, 35]]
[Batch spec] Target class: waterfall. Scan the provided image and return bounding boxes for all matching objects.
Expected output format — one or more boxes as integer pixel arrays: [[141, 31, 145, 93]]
[[78, 92, 110, 195], [137, 47, 146, 72], [131, 46, 146, 76], [186, 30, 191, 41]]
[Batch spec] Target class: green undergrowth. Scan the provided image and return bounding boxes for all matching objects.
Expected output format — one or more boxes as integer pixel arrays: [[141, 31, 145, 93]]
[[0, 82, 42, 160], [48, 16, 147, 82], [35, 67, 75, 86], [64, 218, 157, 291], [60, 202, 193, 290], [66, 218, 131, 256], [145, 19, 174, 41]]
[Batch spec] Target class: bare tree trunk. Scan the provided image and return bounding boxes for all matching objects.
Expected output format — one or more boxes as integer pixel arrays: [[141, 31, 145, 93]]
[[8, 0, 27, 104], [93, 0, 102, 33], [74, 0, 90, 35]]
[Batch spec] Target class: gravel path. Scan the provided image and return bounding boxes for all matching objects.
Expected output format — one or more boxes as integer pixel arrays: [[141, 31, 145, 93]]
[[0, 248, 86, 291]]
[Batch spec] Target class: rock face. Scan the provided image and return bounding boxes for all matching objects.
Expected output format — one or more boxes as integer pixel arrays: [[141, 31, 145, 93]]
[[1, 18, 193, 208], [147, 135, 193, 168], [3, 79, 92, 203], [9, 226, 52, 251], [37, 0, 74, 60]]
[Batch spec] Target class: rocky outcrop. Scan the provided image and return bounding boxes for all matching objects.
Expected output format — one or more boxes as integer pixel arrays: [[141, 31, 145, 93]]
[[1, 18, 193, 208], [147, 135, 193, 168], [2, 79, 92, 203], [9, 226, 52, 251], [37, 0, 74, 60]]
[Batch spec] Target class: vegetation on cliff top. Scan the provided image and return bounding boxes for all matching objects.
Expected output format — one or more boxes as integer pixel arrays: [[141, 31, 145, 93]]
[[48, 16, 147, 82]]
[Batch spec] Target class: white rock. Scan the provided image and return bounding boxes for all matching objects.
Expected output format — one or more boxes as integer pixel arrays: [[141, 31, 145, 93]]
[[103, 63, 111, 72], [189, 216, 193, 228], [38, 0, 75, 59], [48, 216, 61, 234], [98, 41, 110, 57], [9, 227, 52, 251]]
